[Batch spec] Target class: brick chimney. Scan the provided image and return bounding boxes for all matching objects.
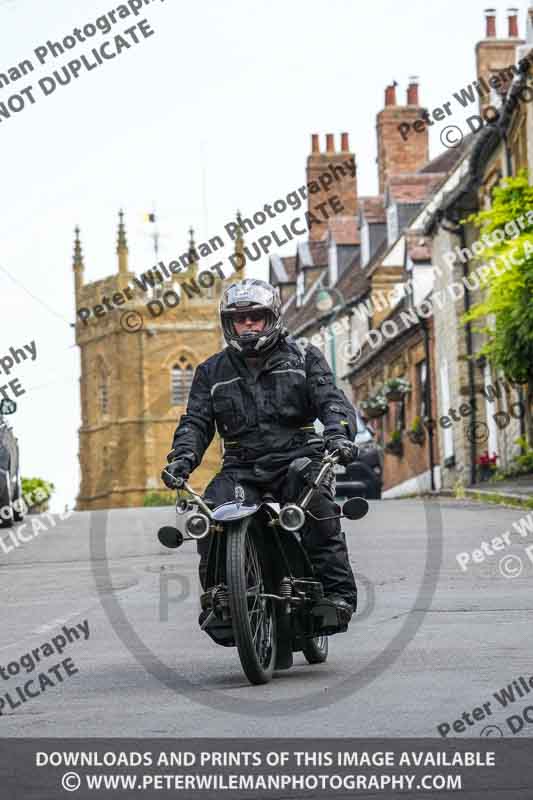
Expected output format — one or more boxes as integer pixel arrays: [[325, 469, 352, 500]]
[[306, 133, 357, 241], [508, 7, 519, 37], [407, 77, 419, 106], [376, 80, 429, 194], [476, 8, 525, 113], [485, 7, 497, 37]]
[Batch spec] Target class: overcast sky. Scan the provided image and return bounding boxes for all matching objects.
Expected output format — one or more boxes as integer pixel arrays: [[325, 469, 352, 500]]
[[0, 0, 530, 511]]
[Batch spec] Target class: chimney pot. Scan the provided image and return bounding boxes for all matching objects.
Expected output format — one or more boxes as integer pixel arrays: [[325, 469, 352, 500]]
[[507, 8, 519, 37], [341, 132, 349, 151], [385, 83, 397, 106], [407, 77, 420, 106], [311, 133, 320, 153], [326, 133, 335, 153], [485, 8, 497, 37]]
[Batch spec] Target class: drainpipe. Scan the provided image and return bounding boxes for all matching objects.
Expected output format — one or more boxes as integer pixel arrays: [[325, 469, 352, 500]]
[[422, 319, 436, 491], [503, 140, 527, 442], [460, 229, 478, 486], [440, 219, 478, 485]]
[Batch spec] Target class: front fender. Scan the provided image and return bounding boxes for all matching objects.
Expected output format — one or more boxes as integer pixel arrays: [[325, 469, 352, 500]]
[[211, 501, 260, 522], [210, 500, 282, 523]]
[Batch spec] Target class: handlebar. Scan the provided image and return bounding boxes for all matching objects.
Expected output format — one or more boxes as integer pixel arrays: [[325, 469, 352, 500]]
[[165, 450, 344, 519], [162, 469, 185, 489]]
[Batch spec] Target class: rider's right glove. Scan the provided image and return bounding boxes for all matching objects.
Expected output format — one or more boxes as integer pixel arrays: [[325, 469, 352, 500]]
[[325, 436, 358, 466], [161, 453, 195, 489]]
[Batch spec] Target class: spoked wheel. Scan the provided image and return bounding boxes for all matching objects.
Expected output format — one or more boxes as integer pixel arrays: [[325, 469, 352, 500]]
[[302, 635, 329, 664], [226, 519, 277, 685]]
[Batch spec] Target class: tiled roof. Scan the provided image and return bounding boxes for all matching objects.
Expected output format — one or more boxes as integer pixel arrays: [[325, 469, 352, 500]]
[[335, 250, 370, 303], [303, 240, 329, 267], [344, 297, 423, 376], [270, 254, 289, 284], [358, 196, 386, 223], [322, 216, 360, 245], [418, 133, 475, 175], [285, 249, 372, 337], [281, 255, 296, 281], [284, 274, 326, 334]]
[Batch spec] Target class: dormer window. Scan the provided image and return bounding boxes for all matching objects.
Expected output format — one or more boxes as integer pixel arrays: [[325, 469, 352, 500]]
[[296, 271, 304, 307], [361, 220, 370, 267], [328, 239, 338, 286], [387, 203, 399, 245]]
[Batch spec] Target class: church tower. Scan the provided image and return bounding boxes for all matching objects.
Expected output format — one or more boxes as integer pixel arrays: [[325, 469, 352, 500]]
[[74, 212, 242, 510]]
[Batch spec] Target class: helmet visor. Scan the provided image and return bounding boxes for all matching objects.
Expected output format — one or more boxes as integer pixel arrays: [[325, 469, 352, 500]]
[[223, 282, 275, 309], [228, 309, 268, 325]]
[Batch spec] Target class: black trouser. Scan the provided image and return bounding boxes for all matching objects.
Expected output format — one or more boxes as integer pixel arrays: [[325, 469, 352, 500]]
[[196, 461, 357, 610]]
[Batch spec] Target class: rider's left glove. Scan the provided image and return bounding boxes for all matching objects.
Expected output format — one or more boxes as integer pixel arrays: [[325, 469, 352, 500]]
[[325, 436, 358, 466], [161, 453, 195, 489]]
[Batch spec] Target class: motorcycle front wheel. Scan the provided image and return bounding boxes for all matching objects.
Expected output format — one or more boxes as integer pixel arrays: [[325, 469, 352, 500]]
[[226, 518, 277, 685]]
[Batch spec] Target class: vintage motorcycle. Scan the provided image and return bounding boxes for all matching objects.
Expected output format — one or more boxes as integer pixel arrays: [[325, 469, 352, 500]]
[[158, 451, 369, 686]]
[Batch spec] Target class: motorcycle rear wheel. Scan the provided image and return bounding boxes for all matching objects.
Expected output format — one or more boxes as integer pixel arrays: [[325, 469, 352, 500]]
[[226, 518, 277, 685], [302, 635, 329, 664]]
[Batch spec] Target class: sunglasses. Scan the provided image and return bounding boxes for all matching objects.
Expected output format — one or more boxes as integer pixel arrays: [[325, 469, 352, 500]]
[[231, 310, 267, 323]]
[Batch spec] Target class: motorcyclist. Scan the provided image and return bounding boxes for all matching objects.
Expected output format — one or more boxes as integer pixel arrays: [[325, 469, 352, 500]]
[[161, 278, 358, 622]]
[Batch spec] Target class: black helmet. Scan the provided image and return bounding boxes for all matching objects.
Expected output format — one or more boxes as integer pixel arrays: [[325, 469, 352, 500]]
[[220, 279, 283, 354]]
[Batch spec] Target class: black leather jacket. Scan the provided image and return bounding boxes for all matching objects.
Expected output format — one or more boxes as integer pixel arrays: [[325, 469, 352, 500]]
[[170, 333, 357, 469]]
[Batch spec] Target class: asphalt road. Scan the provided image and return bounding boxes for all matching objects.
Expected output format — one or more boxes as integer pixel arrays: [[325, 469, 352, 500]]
[[1, 498, 532, 738]]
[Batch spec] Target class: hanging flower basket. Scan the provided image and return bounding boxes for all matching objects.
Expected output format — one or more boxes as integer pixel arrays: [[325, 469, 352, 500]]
[[384, 377, 411, 402], [361, 393, 388, 419], [407, 416, 425, 445], [384, 431, 404, 457], [365, 405, 387, 419]]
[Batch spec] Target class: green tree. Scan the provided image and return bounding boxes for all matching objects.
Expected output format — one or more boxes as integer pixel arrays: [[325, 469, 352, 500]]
[[462, 171, 533, 444], [21, 477, 55, 510]]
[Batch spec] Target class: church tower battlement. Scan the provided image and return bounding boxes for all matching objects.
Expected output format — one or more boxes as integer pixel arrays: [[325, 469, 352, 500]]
[[75, 211, 243, 510]]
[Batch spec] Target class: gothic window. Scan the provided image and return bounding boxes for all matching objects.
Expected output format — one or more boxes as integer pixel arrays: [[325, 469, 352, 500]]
[[171, 356, 194, 406]]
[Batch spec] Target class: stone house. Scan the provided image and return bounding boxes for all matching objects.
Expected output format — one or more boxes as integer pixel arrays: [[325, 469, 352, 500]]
[[419, 6, 533, 491], [270, 6, 533, 496]]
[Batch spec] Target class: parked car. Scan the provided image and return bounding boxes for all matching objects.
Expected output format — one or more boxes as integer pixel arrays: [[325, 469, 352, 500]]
[[0, 399, 24, 527], [334, 411, 383, 500]]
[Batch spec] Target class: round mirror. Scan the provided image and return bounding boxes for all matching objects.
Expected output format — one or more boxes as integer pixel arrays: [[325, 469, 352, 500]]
[[157, 526, 184, 549], [342, 497, 369, 521]]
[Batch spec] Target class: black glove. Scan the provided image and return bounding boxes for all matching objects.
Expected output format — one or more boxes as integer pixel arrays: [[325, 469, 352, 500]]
[[326, 436, 358, 466], [161, 454, 194, 489]]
